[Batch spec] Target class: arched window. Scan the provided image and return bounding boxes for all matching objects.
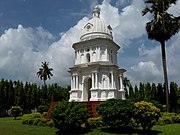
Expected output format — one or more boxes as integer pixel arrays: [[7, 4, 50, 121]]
[[80, 54, 84, 64], [92, 52, 96, 62], [86, 53, 90, 63]]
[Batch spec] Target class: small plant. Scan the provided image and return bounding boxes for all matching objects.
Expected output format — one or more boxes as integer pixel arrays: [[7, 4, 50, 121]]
[[96, 99, 134, 129], [47, 120, 54, 127], [10, 106, 22, 120], [22, 112, 44, 125], [158, 112, 180, 125], [52, 101, 90, 133], [133, 101, 161, 131], [87, 116, 104, 128], [38, 105, 48, 114]]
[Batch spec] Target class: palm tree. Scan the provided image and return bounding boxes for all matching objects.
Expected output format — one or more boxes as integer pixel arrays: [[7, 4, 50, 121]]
[[142, 0, 180, 111], [123, 77, 131, 97], [37, 61, 53, 86]]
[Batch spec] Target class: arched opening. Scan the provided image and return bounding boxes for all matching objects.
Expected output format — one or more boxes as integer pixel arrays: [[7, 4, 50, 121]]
[[83, 77, 92, 101], [86, 53, 90, 63]]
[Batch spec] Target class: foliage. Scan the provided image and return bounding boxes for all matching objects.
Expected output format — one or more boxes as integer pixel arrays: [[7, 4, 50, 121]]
[[142, 0, 180, 111], [96, 99, 134, 129], [38, 105, 48, 114], [22, 112, 44, 125], [37, 61, 53, 85], [133, 101, 161, 131], [47, 120, 55, 127], [33, 118, 47, 126], [0, 78, 69, 115], [87, 116, 104, 129], [10, 106, 22, 120], [52, 101, 90, 133], [158, 112, 180, 125], [2, 117, 180, 135]]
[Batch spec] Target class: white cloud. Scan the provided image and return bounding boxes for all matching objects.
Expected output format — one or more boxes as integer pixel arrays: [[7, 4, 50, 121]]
[[0, 0, 180, 87], [128, 32, 180, 85], [168, 0, 180, 17], [99, 0, 148, 49], [127, 61, 162, 85], [0, 17, 88, 86]]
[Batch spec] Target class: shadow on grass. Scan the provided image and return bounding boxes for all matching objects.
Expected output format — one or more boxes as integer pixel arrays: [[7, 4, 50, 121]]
[[100, 127, 162, 135]]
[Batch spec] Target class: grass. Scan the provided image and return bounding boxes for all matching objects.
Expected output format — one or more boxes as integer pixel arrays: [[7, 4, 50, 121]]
[[1, 117, 180, 135], [0, 117, 57, 135]]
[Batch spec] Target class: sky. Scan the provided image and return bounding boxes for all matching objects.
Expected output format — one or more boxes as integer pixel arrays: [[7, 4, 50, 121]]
[[0, 0, 180, 86]]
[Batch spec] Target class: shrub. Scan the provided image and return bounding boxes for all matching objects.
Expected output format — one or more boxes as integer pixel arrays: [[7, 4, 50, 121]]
[[38, 105, 48, 114], [172, 114, 180, 123], [36, 118, 47, 126], [96, 99, 134, 129], [133, 101, 161, 131], [47, 120, 54, 127], [22, 112, 44, 125], [87, 116, 104, 128], [157, 112, 180, 125], [10, 106, 22, 120], [33, 118, 46, 126], [52, 101, 90, 133]]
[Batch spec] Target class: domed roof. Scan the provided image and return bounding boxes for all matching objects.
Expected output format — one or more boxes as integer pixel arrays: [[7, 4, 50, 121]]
[[80, 6, 113, 41]]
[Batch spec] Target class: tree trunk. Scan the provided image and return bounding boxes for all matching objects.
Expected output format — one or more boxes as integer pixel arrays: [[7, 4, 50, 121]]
[[160, 41, 169, 112], [43, 79, 46, 86]]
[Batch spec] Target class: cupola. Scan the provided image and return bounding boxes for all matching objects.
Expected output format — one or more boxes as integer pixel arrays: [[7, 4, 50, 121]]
[[80, 6, 113, 41]]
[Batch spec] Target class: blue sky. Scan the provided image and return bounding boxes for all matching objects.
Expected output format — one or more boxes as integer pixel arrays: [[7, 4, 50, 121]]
[[0, 0, 180, 86]]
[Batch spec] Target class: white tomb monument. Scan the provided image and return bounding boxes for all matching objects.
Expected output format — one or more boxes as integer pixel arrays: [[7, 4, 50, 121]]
[[69, 6, 126, 102]]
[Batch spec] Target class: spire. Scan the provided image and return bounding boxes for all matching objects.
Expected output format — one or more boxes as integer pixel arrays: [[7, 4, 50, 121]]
[[92, 6, 100, 18]]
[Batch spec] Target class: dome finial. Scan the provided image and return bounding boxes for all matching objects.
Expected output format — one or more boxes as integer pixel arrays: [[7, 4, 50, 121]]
[[93, 6, 100, 18]]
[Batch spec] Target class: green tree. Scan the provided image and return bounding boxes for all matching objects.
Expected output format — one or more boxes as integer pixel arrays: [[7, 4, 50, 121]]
[[52, 101, 89, 133], [37, 61, 53, 86], [134, 101, 161, 131], [139, 82, 145, 100], [144, 82, 152, 101], [142, 0, 180, 111], [10, 106, 22, 120], [151, 83, 157, 101], [157, 83, 164, 105], [96, 99, 134, 129], [169, 82, 178, 112], [123, 77, 131, 98]]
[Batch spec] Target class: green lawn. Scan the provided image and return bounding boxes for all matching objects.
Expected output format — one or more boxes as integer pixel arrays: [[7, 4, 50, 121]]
[[0, 117, 57, 135], [1, 117, 180, 135]]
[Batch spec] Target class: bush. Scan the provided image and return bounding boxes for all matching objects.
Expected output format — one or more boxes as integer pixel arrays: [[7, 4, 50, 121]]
[[22, 112, 44, 125], [36, 118, 47, 126], [33, 118, 46, 126], [157, 112, 180, 125], [172, 114, 180, 123], [87, 116, 104, 128], [133, 101, 161, 131], [10, 106, 22, 120], [52, 101, 90, 133], [38, 105, 48, 114], [47, 120, 54, 127], [96, 99, 134, 129]]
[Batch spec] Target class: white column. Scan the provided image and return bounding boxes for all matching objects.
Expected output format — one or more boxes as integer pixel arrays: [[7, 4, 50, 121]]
[[95, 72, 98, 88], [111, 73, 114, 88], [72, 76, 75, 89], [119, 74, 123, 90], [92, 73, 94, 89], [76, 75, 78, 90], [71, 76, 73, 89], [98, 46, 100, 60]]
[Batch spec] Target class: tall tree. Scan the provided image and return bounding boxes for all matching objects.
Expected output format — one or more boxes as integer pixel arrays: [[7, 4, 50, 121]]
[[142, 0, 180, 111], [123, 77, 131, 98], [37, 61, 53, 86]]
